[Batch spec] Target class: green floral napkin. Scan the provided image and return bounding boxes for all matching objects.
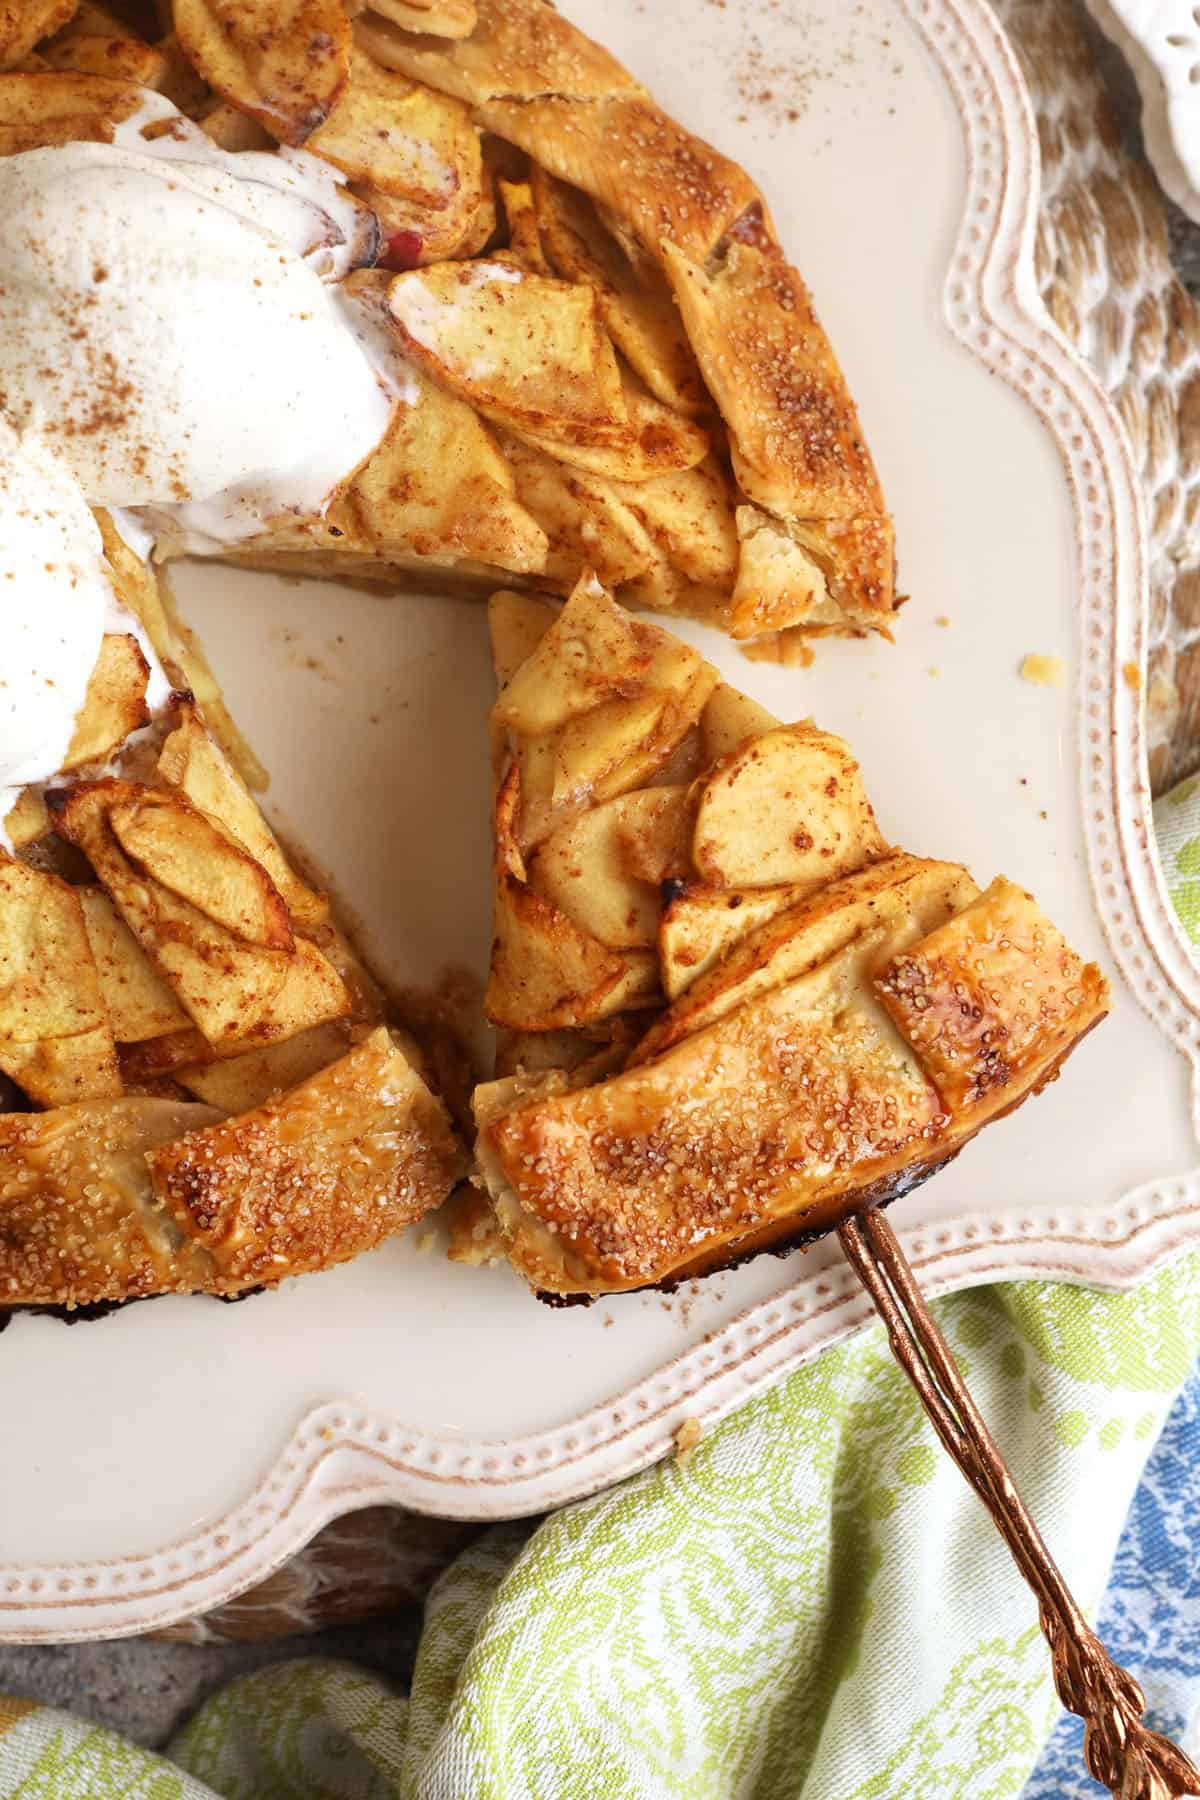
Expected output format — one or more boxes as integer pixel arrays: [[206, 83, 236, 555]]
[[1155, 774, 1200, 933]]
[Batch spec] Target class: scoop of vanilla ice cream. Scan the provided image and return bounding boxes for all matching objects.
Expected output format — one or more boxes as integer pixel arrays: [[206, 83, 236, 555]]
[[0, 114, 394, 531], [0, 420, 117, 821]]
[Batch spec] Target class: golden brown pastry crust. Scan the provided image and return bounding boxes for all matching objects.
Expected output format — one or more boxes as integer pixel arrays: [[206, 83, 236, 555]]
[[476, 93, 759, 269], [0, 1032, 467, 1308], [487, 966, 946, 1294], [874, 880, 1107, 1111], [357, 0, 638, 109], [149, 1026, 467, 1289], [0, 1098, 223, 1308], [481, 880, 1108, 1296]]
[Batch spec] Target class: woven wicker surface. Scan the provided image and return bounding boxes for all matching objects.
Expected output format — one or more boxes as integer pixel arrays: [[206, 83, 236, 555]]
[[999, 0, 1200, 792], [155, 1511, 480, 1646]]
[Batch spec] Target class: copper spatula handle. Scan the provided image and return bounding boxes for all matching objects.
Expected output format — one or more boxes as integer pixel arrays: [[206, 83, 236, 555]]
[[838, 1207, 1199, 1799]]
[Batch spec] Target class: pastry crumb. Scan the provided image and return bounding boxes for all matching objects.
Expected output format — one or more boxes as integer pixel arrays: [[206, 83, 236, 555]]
[[414, 1228, 437, 1254], [927, 665, 940, 677], [674, 1417, 703, 1463], [1019, 653, 1065, 688], [935, 614, 950, 627], [1123, 661, 1142, 692]]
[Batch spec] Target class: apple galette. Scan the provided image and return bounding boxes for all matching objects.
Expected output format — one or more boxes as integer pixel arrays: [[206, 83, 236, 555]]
[[469, 576, 1109, 1298], [1, 0, 895, 647], [0, 4, 1108, 1315]]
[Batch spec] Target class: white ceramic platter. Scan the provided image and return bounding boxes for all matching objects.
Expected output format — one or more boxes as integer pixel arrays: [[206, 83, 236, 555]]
[[3, 0, 1199, 1642]]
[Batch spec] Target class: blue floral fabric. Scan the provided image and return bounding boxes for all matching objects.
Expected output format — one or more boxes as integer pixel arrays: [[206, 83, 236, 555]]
[[1022, 1367, 1200, 1794]]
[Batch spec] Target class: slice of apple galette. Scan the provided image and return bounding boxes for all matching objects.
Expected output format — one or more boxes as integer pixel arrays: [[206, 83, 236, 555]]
[[0, 0, 894, 649], [469, 576, 1110, 1298], [0, 452, 465, 1311]]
